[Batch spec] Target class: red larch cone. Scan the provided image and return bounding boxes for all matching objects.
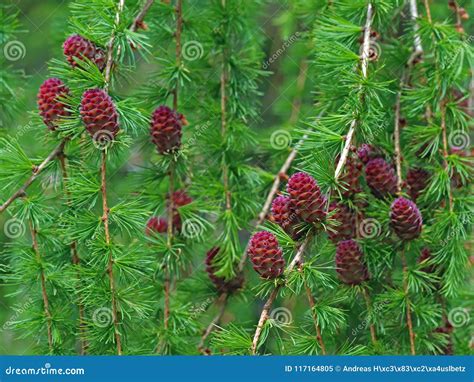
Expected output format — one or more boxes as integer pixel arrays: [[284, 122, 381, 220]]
[[328, 202, 356, 243], [150, 105, 186, 154], [63, 34, 105, 70], [335, 239, 369, 285], [287, 172, 327, 224], [248, 231, 285, 279], [37, 78, 70, 131], [365, 158, 397, 198], [271, 195, 302, 240], [390, 197, 422, 241]]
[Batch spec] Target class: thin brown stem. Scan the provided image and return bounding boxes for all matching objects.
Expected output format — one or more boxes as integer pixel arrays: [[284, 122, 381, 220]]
[[440, 103, 454, 212], [394, 0, 424, 196], [394, 84, 404, 195], [334, 2, 373, 180], [100, 0, 125, 354], [101, 151, 122, 355], [164, 268, 170, 330], [29, 220, 53, 352], [423, 0, 432, 23], [58, 151, 88, 355], [361, 287, 377, 346], [0, 139, 68, 214], [408, 0, 424, 58], [104, 0, 125, 89], [173, 0, 183, 110], [198, 292, 229, 352], [130, 0, 155, 32], [304, 281, 326, 354], [421, 1, 453, 214], [160, 0, 183, 342], [251, 286, 280, 355], [221, 66, 232, 211], [401, 249, 416, 355]]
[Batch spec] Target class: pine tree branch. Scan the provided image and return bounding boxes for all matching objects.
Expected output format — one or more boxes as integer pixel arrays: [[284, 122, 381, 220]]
[[361, 287, 377, 347], [221, 56, 231, 211], [130, 0, 155, 32], [200, 62, 314, 347], [401, 249, 416, 355], [101, 150, 122, 355], [394, 0, 424, 195], [99, 0, 126, 355], [422, 0, 432, 23], [304, 279, 326, 354], [334, 2, 374, 180], [0, 139, 68, 214], [408, 0, 424, 59], [0, 0, 156, 215], [58, 151, 88, 355], [394, 78, 405, 195], [159, 0, 184, 345], [198, 292, 229, 353], [251, 234, 312, 354], [440, 103, 454, 212], [251, 286, 280, 355], [421, 0, 454, 212], [104, 0, 125, 89], [28, 219, 53, 353]]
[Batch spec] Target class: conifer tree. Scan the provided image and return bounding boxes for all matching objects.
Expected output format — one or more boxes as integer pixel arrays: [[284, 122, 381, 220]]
[[0, 0, 471, 356]]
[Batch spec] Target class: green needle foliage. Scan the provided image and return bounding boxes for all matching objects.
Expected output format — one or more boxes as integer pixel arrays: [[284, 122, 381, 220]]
[[0, 0, 471, 356]]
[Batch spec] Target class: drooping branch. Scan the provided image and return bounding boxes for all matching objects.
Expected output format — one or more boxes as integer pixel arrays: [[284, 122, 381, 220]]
[[334, 2, 374, 180], [421, 1, 453, 212], [198, 292, 229, 352], [199, 59, 314, 348], [304, 279, 326, 354], [99, 0, 126, 355], [394, 0, 425, 195], [361, 287, 377, 346], [28, 219, 53, 353], [0, 0, 155, 215], [220, 29, 232, 211], [0, 139, 67, 214], [130, 0, 155, 32], [58, 151, 88, 355], [400, 249, 416, 355], [408, 0, 424, 59], [161, 0, 184, 339]]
